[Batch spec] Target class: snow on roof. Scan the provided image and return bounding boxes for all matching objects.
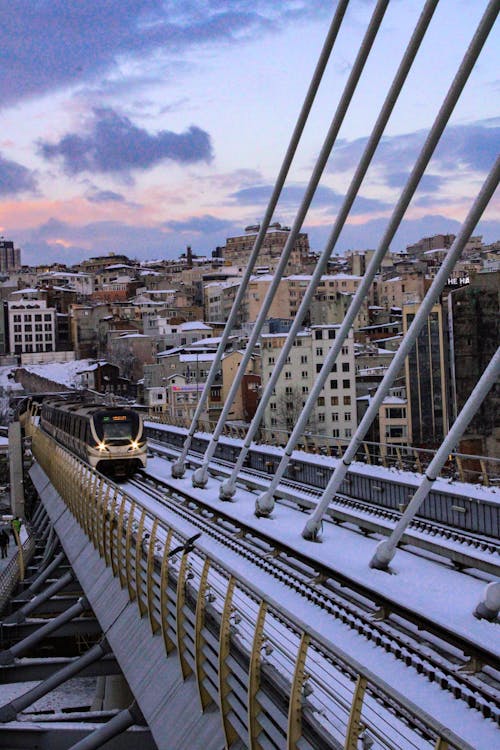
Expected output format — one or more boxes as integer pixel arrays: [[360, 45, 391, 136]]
[[189, 336, 223, 346], [102, 263, 136, 270], [18, 359, 95, 387], [10, 287, 39, 295], [179, 353, 217, 363], [179, 321, 212, 331], [118, 333, 148, 339], [382, 395, 407, 404]]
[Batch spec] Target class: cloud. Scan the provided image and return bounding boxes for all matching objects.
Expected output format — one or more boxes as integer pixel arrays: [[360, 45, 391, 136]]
[[229, 183, 390, 214], [308, 215, 500, 255], [1, 1, 328, 108], [0, 153, 37, 196], [86, 190, 127, 204], [330, 120, 500, 186], [38, 107, 213, 175], [164, 214, 238, 235]]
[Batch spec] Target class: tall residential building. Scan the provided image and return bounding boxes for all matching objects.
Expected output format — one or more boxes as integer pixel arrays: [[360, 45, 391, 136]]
[[8, 298, 56, 356], [447, 270, 499, 457], [261, 325, 357, 447], [0, 238, 21, 272], [403, 302, 450, 447]]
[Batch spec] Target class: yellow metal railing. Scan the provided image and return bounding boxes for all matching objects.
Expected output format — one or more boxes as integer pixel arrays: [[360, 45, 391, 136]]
[[31, 426, 472, 750]]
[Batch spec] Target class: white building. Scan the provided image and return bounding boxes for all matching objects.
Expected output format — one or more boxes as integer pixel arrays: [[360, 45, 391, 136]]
[[261, 325, 357, 447], [8, 298, 56, 356]]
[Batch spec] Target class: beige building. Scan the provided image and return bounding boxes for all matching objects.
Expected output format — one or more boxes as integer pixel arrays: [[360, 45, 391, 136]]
[[261, 325, 357, 447], [222, 223, 311, 273]]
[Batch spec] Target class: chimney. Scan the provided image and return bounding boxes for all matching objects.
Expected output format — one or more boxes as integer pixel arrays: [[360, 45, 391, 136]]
[[186, 245, 193, 269]]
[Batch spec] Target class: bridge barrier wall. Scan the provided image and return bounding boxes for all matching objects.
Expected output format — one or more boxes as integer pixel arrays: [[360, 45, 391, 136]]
[[30, 426, 473, 750]]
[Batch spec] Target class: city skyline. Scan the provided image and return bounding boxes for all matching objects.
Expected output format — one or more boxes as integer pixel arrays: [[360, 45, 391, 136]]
[[1, 0, 499, 266]]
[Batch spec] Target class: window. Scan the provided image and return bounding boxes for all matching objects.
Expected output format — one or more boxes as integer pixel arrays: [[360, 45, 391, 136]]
[[332, 428, 340, 438], [302, 386, 309, 394], [318, 413, 325, 423], [268, 357, 275, 365], [316, 347, 323, 356], [285, 371, 292, 379], [331, 396, 338, 406], [332, 412, 339, 421], [316, 364, 322, 373], [301, 371, 308, 378], [345, 412, 351, 421], [331, 363, 337, 373], [285, 386, 293, 395], [342, 362, 350, 372], [44, 314, 51, 321], [270, 402, 276, 410], [330, 379, 337, 389], [341, 346, 349, 355], [343, 379, 350, 389], [387, 407, 406, 419], [315, 330, 323, 340], [44, 324, 52, 331], [345, 428, 352, 438], [328, 330, 336, 339], [35, 314, 42, 321], [317, 397, 325, 406], [300, 355, 308, 364], [344, 395, 351, 405], [271, 417, 277, 426]]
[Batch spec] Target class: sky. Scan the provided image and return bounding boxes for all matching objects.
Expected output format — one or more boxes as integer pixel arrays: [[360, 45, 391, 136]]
[[0, 0, 498, 267]]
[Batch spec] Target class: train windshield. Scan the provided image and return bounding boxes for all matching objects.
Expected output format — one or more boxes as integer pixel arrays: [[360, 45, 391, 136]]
[[94, 411, 140, 442]]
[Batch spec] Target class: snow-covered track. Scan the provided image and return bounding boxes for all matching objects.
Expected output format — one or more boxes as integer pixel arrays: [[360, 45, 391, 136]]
[[127, 470, 500, 726]]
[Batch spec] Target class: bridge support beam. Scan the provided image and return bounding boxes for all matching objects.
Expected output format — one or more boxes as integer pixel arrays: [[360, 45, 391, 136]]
[[3, 570, 75, 624], [0, 596, 90, 665], [0, 638, 111, 723], [70, 701, 147, 750]]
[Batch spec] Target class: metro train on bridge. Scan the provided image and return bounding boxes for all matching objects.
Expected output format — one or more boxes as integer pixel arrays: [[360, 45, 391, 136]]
[[39, 399, 147, 478]]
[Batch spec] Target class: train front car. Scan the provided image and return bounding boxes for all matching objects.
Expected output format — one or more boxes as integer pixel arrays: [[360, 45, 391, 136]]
[[89, 407, 147, 478]]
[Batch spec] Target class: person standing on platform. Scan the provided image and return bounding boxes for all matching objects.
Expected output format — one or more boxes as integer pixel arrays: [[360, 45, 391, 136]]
[[0, 528, 9, 558]]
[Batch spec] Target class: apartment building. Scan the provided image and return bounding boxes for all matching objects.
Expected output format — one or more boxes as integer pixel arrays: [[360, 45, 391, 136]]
[[261, 325, 357, 447], [221, 223, 311, 273], [8, 297, 56, 356]]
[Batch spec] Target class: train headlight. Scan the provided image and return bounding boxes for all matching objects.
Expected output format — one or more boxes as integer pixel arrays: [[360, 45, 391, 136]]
[[98, 442, 107, 452], [130, 440, 139, 451]]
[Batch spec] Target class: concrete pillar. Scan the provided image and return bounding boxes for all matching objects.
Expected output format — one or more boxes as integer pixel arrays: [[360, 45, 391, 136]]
[[92, 675, 134, 711], [103, 675, 134, 710], [8, 422, 24, 519]]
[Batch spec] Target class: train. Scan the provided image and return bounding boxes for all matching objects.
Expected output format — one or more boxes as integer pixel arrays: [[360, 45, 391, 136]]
[[39, 398, 147, 478]]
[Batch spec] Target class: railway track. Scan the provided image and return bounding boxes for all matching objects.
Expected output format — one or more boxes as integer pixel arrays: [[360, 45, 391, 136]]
[[127, 469, 500, 727], [148, 440, 500, 576]]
